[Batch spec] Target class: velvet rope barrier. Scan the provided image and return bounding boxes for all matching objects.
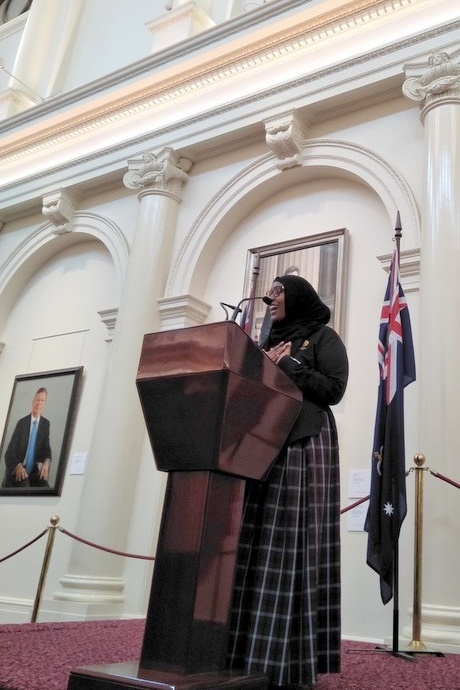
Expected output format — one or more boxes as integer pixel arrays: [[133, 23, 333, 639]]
[[2, 464, 458, 570], [339, 466, 460, 517], [2, 464, 458, 624], [0, 529, 47, 563], [340, 495, 369, 514], [428, 468, 460, 490], [58, 527, 155, 560], [0, 526, 155, 565], [0, 517, 155, 624]]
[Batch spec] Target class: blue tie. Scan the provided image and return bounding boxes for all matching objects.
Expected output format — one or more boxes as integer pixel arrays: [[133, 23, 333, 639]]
[[25, 420, 38, 473]]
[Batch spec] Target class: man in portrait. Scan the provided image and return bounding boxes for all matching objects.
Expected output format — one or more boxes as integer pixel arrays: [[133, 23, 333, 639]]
[[2, 387, 52, 488]]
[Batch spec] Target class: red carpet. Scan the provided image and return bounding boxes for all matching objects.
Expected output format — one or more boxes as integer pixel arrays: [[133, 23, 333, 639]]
[[0, 619, 457, 690]]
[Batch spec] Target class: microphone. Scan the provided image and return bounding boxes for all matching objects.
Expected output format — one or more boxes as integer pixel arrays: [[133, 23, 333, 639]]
[[219, 302, 237, 320], [262, 295, 273, 305], [229, 296, 266, 321]]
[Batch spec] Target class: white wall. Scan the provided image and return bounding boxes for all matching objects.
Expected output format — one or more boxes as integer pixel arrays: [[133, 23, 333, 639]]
[[0, 238, 117, 620]]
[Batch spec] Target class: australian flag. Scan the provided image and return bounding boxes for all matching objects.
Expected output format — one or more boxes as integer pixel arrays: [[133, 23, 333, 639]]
[[365, 232, 416, 604]]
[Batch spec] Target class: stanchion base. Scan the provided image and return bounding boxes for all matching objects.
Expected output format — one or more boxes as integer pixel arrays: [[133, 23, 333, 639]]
[[67, 663, 269, 690], [399, 642, 445, 657]]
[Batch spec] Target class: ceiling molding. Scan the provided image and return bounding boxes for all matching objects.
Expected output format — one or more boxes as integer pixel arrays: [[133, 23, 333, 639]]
[[0, 1, 453, 157]]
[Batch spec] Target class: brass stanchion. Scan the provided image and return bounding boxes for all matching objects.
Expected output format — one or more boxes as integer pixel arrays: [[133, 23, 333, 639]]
[[31, 515, 60, 623], [403, 455, 443, 656]]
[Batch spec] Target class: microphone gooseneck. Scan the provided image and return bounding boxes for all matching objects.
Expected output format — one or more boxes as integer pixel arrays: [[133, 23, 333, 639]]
[[220, 302, 238, 320], [229, 296, 265, 321]]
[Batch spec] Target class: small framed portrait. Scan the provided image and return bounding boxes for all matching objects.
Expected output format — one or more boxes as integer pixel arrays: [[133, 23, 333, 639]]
[[0, 367, 83, 496], [241, 229, 348, 343]]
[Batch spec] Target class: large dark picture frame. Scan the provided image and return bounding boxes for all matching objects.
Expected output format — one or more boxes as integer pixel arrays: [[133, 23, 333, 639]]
[[242, 229, 348, 343], [0, 367, 83, 496]]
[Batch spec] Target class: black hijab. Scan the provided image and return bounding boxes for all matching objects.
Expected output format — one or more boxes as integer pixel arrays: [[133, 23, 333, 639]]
[[264, 275, 330, 351]]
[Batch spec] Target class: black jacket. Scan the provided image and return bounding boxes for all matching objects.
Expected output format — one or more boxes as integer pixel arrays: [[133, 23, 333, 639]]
[[277, 325, 348, 443]]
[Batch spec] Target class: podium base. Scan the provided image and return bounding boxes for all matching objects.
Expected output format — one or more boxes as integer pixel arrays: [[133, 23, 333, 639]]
[[68, 663, 269, 690]]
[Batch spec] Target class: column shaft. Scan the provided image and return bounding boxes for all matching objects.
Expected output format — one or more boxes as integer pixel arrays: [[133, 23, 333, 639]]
[[403, 52, 460, 647], [11, 0, 82, 98], [52, 149, 192, 617]]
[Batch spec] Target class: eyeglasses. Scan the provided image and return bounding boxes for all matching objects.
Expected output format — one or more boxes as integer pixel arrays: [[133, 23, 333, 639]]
[[266, 285, 284, 299]]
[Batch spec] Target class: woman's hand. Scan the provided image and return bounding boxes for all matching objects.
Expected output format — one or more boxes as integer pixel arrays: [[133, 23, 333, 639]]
[[266, 341, 292, 364]]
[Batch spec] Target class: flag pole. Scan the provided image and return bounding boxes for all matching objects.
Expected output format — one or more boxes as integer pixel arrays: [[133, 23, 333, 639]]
[[241, 252, 260, 335], [358, 212, 417, 661], [394, 211, 402, 251], [391, 212, 404, 656], [386, 214, 415, 660], [376, 213, 414, 661]]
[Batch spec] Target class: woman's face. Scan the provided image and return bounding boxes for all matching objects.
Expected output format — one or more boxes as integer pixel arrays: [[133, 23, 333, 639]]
[[267, 281, 286, 322]]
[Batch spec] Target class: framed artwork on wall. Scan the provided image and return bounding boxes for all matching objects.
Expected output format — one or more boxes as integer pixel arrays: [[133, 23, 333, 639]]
[[241, 228, 348, 343], [0, 366, 83, 496]]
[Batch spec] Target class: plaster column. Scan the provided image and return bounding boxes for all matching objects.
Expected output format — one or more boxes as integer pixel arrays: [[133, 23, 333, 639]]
[[51, 148, 193, 618], [402, 52, 460, 649], [7, 0, 82, 103]]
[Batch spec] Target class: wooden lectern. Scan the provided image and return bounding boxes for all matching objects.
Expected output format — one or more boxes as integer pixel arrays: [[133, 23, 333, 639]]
[[68, 322, 302, 690]]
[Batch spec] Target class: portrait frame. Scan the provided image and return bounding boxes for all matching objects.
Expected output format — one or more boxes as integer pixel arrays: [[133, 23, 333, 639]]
[[0, 366, 83, 496], [242, 228, 348, 343]]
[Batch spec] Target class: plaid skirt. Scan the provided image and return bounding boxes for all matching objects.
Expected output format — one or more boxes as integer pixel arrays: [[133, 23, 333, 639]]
[[227, 410, 341, 688]]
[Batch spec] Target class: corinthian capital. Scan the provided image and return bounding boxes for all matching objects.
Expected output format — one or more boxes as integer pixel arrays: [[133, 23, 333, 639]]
[[403, 51, 460, 104], [123, 147, 193, 199]]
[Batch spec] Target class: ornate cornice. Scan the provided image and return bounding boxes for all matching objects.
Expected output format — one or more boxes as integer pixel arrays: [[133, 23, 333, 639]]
[[0, 0, 450, 169]]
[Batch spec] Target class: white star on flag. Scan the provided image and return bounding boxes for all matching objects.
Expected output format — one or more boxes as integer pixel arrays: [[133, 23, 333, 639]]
[[383, 502, 394, 516]]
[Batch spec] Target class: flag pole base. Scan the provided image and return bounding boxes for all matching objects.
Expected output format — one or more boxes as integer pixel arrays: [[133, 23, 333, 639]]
[[374, 644, 417, 662], [346, 643, 419, 662]]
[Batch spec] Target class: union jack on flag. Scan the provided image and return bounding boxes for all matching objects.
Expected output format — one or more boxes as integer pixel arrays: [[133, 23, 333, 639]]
[[378, 250, 410, 405], [365, 223, 416, 605]]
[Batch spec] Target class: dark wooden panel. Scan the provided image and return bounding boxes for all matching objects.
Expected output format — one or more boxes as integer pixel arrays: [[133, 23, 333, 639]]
[[140, 472, 245, 675]]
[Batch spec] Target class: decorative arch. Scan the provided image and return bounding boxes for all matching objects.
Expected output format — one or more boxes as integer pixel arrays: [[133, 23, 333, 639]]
[[166, 138, 420, 299], [0, 211, 129, 335], [71, 212, 129, 289]]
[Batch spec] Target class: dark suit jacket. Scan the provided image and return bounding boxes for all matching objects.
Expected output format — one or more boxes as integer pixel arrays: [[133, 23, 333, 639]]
[[3, 415, 51, 487]]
